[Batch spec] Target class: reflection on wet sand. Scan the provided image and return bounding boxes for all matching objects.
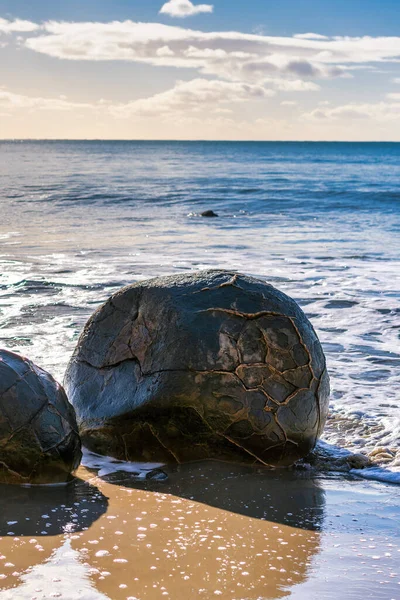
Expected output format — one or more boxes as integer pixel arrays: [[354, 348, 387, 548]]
[[0, 477, 108, 593], [77, 462, 323, 600], [0, 462, 324, 599], [119, 461, 326, 530]]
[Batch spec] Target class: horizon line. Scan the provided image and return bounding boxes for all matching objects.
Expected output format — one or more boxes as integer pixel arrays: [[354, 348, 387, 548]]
[[1, 138, 400, 143]]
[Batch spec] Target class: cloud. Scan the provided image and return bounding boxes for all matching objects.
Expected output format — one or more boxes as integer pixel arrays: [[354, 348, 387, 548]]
[[0, 89, 95, 111], [7, 17, 400, 121], [22, 19, 400, 93], [304, 101, 400, 122], [285, 60, 346, 78], [234, 58, 344, 82], [281, 100, 298, 105], [264, 78, 320, 91], [0, 17, 39, 33], [23, 20, 365, 88], [159, 0, 213, 18], [0, 79, 273, 121], [294, 33, 329, 40], [108, 78, 274, 118], [2, 16, 400, 88]]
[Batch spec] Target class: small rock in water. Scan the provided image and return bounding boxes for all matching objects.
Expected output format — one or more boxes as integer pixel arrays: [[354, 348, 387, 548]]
[[346, 453, 372, 469], [309, 450, 372, 472], [145, 469, 168, 481], [369, 446, 395, 458], [200, 210, 219, 217]]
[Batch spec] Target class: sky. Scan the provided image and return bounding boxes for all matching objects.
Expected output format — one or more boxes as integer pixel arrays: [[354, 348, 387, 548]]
[[1, 0, 400, 140]]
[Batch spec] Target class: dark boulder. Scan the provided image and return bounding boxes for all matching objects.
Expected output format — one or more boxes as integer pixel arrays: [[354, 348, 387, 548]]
[[0, 350, 82, 484], [65, 270, 330, 467]]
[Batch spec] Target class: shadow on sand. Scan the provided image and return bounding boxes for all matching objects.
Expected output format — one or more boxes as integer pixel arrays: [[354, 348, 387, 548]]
[[93, 459, 326, 532], [0, 476, 108, 537]]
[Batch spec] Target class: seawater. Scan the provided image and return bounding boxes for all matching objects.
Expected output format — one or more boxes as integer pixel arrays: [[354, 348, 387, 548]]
[[0, 141, 399, 482]]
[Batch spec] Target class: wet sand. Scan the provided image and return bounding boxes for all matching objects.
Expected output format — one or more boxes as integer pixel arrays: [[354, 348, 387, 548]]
[[0, 460, 399, 600]]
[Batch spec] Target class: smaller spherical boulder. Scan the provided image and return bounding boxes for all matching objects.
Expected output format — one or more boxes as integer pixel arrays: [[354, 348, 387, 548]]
[[0, 350, 82, 484]]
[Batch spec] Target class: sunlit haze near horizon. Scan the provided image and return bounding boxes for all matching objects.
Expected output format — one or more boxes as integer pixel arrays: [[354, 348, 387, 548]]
[[2, 0, 400, 140]]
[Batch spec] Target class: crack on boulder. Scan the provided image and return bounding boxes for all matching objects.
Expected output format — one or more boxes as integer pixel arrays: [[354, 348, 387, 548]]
[[121, 431, 130, 461], [315, 367, 328, 436], [199, 308, 290, 320], [191, 273, 241, 294], [27, 456, 46, 481], [273, 413, 289, 443], [220, 433, 274, 467], [0, 370, 31, 398], [219, 274, 241, 289], [276, 388, 306, 407], [260, 441, 287, 459], [288, 316, 316, 380], [109, 300, 134, 318], [1, 362, 49, 414], [146, 423, 181, 464], [0, 460, 26, 482], [0, 399, 48, 449], [78, 356, 142, 374]]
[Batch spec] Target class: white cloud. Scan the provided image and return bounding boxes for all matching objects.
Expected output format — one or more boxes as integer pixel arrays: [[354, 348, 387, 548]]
[[281, 100, 298, 105], [21, 20, 400, 94], [5, 16, 400, 135], [23, 20, 366, 88], [266, 78, 320, 92], [4, 85, 400, 141], [159, 0, 213, 18], [304, 101, 400, 122], [0, 89, 95, 111], [294, 33, 329, 40], [387, 92, 400, 100], [0, 17, 38, 33], [0, 79, 273, 121], [109, 78, 274, 118]]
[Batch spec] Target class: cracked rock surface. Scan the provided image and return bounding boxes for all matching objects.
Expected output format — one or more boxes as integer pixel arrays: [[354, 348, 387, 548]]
[[65, 270, 330, 467], [0, 350, 82, 484]]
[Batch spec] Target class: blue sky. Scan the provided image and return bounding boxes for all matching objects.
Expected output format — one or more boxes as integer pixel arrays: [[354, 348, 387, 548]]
[[2, 0, 400, 36], [1, 0, 400, 139]]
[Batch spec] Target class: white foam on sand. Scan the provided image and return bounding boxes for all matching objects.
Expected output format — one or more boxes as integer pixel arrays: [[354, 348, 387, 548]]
[[81, 449, 164, 479], [81, 444, 400, 487], [351, 465, 400, 485]]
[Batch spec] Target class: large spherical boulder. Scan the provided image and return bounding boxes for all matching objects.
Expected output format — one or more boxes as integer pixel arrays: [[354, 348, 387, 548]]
[[65, 270, 330, 467], [0, 350, 82, 484]]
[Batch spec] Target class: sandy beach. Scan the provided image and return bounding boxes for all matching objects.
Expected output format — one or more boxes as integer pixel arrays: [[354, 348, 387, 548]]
[[0, 458, 399, 600]]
